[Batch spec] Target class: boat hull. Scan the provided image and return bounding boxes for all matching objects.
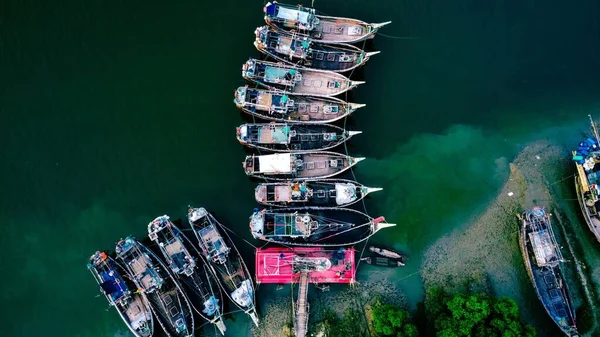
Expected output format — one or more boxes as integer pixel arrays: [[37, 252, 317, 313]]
[[574, 176, 600, 242], [361, 256, 403, 268]]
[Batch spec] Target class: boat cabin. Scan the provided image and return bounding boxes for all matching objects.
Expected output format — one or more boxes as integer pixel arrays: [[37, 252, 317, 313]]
[[189, 209, 231, 265], [264, 2, 316, 30], [529, 230, 559, 268], [251, 210, 316, 238], [256, 182, 312, 203]]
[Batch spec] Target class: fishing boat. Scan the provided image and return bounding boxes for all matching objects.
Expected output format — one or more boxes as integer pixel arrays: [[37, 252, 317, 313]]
[[360, 256, 404, 268], [254, 179, 382, 207], [255, 247, 356, 284], [243, 151, 364, 181], [236, 123, 361, 152], [116, 237, 195, 337], [234, 86, 364, 123], [148, 215, 226, 335], [572, 115, 600, 242], [254, 26, 378, 73], [87, 251, 154, 337], [368, 246, 405, 260], [249, 207, 396, 246], [263, 1, 391, 44], [187, 207, 259, 326], [242, 58, 363, 97], [519, 207, 578, 336]]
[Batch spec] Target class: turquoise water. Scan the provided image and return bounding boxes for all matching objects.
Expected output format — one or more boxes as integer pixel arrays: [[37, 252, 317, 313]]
[[2, 0, 600, 336]]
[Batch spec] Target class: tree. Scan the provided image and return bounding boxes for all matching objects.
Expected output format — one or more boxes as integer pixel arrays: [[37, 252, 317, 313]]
[[372, 303, 419, 337]]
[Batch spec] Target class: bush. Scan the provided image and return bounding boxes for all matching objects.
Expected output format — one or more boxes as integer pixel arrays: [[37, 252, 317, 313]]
[[426, 288, 535, 337], [371, 303, 419, 337], [321, 309, 367, 337]]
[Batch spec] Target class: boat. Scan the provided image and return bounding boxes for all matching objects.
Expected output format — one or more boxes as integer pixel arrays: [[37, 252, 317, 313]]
[[116, 237, 195, 337], [242, 58, 363, 97], [236, 123, 361, 152], [360, 256, 404, 268], [249, 207, 396, 246], [263, 1, 391, 44], [148, 215, 226, 335], [234, 86, 364, 123], [243, 151, 364, 181], [87, 251, 154, 337], [187, 207, 259, 326], [571, 115, 600, 242], [254, 26, 379, 73], [518, 207, 578, 336], [255, 247, 355, 284], [254, 179, 382, 207], [368, 246, 405, 260]]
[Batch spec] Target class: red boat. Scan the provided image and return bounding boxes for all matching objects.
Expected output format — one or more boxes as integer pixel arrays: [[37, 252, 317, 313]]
[[255, 247, 355, 284]]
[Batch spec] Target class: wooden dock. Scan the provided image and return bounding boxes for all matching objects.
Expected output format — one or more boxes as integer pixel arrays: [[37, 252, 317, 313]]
[[294, 272, 310, 337]]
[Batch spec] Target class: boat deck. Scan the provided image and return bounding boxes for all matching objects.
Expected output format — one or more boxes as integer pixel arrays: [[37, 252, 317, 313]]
[[255, 247, 355, 284], [296, 153, 347, 178], [130, 254, 156, 290], [531, 266, 574, 329], [292, 71, 349, 96], [317, 19, 368, 43], [124, 295, 151, 331]]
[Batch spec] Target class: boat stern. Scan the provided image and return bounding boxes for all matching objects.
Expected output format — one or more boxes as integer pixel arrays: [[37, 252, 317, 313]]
[[236, 124, 249, 144], [241, 58, 256, 79], [234, 86, 247, 108], [254, 26, 268, 50], [249, 208, 266, 238], [254, 184, 268, 203], [243, 155, 255, 175]]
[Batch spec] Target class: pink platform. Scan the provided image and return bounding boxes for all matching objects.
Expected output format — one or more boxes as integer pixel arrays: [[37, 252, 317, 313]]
[[255, 247, 355, 284]]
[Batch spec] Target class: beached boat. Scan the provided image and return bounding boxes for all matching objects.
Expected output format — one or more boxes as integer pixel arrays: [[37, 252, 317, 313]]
[[148, 215, 226, 335], [242, 58, 363, 97], [368, 246, 405, 260], [360, 256, 404, 268], [249, 207, 395, 246], [116, 237, 195, 337], [254, 26, 378, 73], [519, 207, 578, 336], [255, 247, 355, 284], [254, 179, 382, 207], [87, 251, 154, 337], [263, 1, 391, 44], [236, 123, 360, 152], [234, 86, 364, 123], [187, 207, 259, 326], [243, 151, 364, 181], [572, 115, 600, 243]]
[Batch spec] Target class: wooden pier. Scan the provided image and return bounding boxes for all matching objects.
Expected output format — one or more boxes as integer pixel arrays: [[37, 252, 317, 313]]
[[294, 272, 310, 337]]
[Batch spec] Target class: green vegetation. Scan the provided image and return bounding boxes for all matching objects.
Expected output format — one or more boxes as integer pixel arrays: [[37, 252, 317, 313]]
[[371, 303, 419, 337], [321, 309, 368, 337], [426, 288, 535, 337]]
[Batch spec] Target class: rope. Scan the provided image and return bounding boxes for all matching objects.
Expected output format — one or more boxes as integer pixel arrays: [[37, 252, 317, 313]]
[[377, 33, 419, 40]]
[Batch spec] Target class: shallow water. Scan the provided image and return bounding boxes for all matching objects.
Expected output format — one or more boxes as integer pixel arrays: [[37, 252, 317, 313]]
[[2, 0, 600, 336]]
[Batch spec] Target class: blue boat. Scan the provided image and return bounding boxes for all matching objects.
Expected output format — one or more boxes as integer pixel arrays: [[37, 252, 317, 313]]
[[87, 251, 153, 337]]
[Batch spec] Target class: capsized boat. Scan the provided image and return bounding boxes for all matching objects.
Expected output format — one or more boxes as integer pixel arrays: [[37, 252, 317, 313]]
[[148, 215, 226, 335], [87, 251, 154, 337], [243, 151, 364, 181], [234, 86, 364, 123], [572, 115, 600, 242], [254, 179, 382, 207], [255, 247, 355, 284], [254, 26, 378, 73], [368, 246, 405, 261], [236, 123, 361, 152], [519, 207, 577, 336], [187, 207, 259, 326], [360, 256, 404, 268], [263, 1, 391, 44], [116, 237, 195, 337], [242, 58, 363, 97], [249, 207, 395, 246]]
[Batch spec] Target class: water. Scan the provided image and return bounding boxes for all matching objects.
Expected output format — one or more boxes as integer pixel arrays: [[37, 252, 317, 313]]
[[2, 0, 600, 336]]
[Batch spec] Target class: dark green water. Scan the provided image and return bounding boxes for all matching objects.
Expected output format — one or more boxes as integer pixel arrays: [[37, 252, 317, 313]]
[[2, 0, 600, 336]]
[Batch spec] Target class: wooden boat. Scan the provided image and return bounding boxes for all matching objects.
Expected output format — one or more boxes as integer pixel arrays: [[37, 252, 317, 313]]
[[263, 1, 391, 44], [254, 26, 379, 73], [234, 86, 364, 123], [249, 207, 395, 246], [255, 247, 356, 284], [572, 115, 600, 242], [243, 151, 364, 181], [236, 123, 361, 152], [254, 179, 382, 207], [242, 58, 363, 97], [360, 256, 404, 268], [116, 237, 195, 337], [518, 207, 578, 336], [87, 251, 154, 337], [368, 246, 405, 260], [148, 215, 226, 335], [187, 207, 259, 326]]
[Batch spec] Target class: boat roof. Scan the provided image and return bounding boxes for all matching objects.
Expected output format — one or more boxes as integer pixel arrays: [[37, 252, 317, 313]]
[[265, 2, 313, 25], [529, 230, 558, 267], [258, 153, 293, 173], [255, 247, 355, 284]]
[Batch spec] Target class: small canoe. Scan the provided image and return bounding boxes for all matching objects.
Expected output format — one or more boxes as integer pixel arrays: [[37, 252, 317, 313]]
[[360, 256, 404, 268], [236, 123, 360, 152], [242, 58, 363, 97], [368, 246, 405, 260]]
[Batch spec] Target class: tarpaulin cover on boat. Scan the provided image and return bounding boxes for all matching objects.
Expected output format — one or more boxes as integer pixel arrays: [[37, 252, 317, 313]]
[[258, 153, 293, 173], [273, 6, 310, 25], [100, 271, 126, 300]]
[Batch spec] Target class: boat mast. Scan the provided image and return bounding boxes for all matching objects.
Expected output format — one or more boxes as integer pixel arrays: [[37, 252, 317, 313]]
[[589, 114, 600, 144]]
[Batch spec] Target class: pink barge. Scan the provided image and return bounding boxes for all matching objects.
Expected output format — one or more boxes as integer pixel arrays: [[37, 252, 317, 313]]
[[255, 247, 355, 284]]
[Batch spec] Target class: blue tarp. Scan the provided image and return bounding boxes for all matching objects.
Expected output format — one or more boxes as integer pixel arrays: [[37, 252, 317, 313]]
[[100, 271, 126, 301], [265, 3, 277, 17]]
